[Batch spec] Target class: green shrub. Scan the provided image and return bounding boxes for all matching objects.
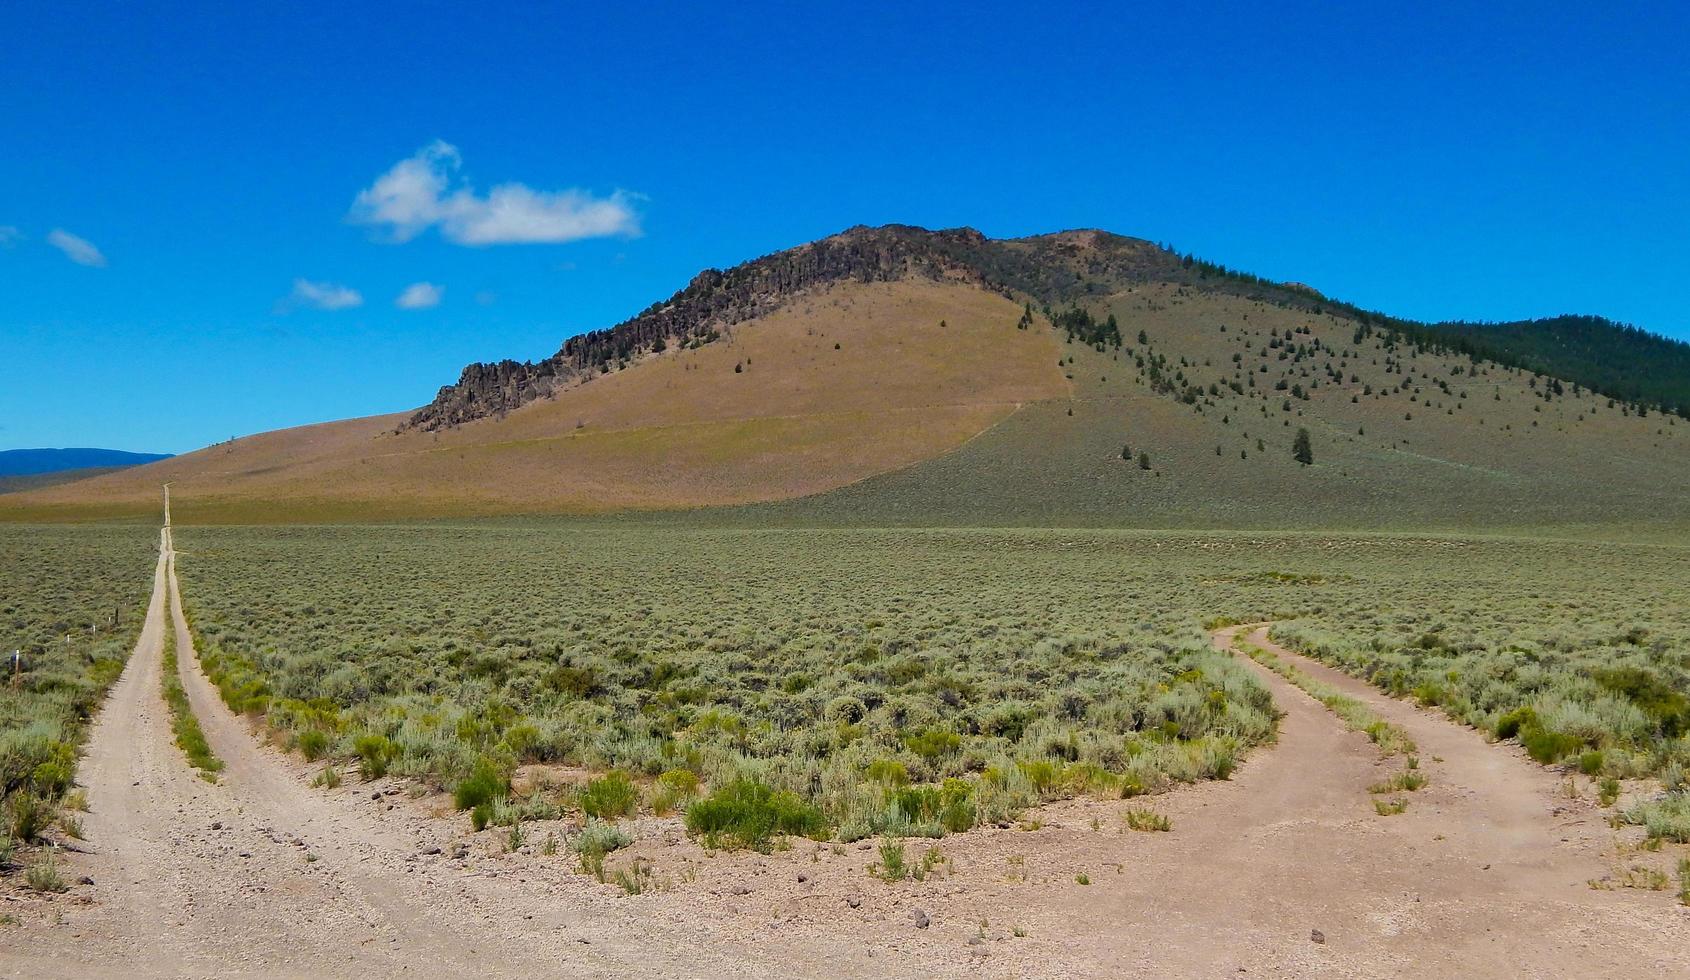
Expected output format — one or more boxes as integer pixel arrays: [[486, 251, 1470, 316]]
[[6, 793, 51, 843], [28, 743, 75, 798], [25, 854, 67, 893], [1494, 706, 1538, 740], [684, 780, 829, 850], [453, 758, 508, 811], [1578, 750, 1605, 776], [578, 771, 639, 819], [353, 733, 396, 780], [296, 729, 330, 762], [1019, 760, 1062, 796], [1520, 726, 1582, 765], [865, 759, 910, 786], [876, 836, 907, 881], [902, 729, 961, 761], [1124, 808, 1170, 832], [572, 818, 632, 880], [1624, 793, 1690, 843], [649, 768, 699, 816], [1594, 667, 1690, 738], [1492, 703, 1586, 764], [886, 779, 976, 834]]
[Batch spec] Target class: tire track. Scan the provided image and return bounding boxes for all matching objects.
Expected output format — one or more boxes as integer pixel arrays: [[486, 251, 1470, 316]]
[[6, 522, 841, 979]]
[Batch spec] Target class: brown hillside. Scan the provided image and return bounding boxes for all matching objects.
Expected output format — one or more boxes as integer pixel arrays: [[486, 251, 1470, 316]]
[[3, 280, 1064, 522]]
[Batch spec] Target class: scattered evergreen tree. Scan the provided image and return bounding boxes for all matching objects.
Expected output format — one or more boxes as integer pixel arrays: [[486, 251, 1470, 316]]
[[1293, 427, 1314, 466]]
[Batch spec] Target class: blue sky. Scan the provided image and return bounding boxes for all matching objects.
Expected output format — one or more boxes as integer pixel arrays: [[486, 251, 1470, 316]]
[[3, 1, 1687, 453]]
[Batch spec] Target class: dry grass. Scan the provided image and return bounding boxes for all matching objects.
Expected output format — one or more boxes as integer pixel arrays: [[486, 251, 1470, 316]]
[[1, 280, 1062, 522]]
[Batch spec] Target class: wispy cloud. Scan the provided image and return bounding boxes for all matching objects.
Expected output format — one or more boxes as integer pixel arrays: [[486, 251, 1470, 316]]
[[47, 228, 106, 267], [348, 141, 641, 246], [282, 278, 363, 311], [395, 281, 444, 309], [0, 226, 21, 247]]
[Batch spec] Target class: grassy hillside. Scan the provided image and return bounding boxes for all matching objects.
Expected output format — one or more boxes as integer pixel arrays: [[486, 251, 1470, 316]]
[[0, 280, 1063, 522], [751, 283, 1690, 530], [3, 225, 1686, 529]]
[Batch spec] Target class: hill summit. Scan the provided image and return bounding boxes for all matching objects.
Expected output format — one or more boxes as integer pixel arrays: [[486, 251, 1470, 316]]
[[5, 224, 1689, 527]]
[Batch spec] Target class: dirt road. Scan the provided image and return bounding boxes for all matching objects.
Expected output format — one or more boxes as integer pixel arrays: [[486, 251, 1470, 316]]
[[3, 526, 862, 979], [1024, 625, 1690, 976], [6, 532, 1688, 978], [608, 625, 1690, 977]]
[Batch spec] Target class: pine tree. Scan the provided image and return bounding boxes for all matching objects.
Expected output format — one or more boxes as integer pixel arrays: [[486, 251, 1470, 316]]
[[1293, 427, 1313, 466]]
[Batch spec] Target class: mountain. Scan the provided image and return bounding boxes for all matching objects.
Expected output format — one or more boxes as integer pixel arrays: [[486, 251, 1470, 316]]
[[3, 225, 1688, 528], [0, 448, 173, 477], [414, 225, 1690, 428]]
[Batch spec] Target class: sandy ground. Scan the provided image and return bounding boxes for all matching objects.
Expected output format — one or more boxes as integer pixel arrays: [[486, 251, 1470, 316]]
[[5, 532, 1689, 978]]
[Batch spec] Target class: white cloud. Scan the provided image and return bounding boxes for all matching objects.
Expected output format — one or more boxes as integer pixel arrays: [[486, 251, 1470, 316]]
[[0, 226, 21, 247], [284, 278, 363, 311], [395, 281, 444, 309], [47, 228, 106, 267], [348, 141, 640, 246]]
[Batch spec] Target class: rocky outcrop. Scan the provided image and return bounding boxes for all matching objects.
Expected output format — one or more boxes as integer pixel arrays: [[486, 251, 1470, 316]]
[[405, 224, 1223, 430]]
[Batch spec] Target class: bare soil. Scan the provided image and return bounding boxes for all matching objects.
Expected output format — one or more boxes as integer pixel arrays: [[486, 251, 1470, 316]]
[[6, 547, 1688, 977]]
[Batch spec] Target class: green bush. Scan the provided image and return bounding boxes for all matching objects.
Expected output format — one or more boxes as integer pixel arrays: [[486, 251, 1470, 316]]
[[865, 759, 910, 786], [453, 758, 508, 811], [876, 836, 907, 881], [577, 771, 639, 819], [888, 779, 976, 834], [684, 780, 828, 850], [573, 817, 632, 857], [572, 818, 632, 880], [1594, 667, 1690, 738], [1625, 793, 1690, 843], [1494, 706, 1537, 740], [296, 729, 330, 762], [354, 733, 397, 779], [6, 793, 51, 842], [902, 729, 961, 761], [1520, 726, 1582, 764]]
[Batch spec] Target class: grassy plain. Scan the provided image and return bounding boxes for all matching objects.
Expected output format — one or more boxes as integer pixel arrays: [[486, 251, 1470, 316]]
[[168, 521, 1690, 848], [0, 525, 154, 850]]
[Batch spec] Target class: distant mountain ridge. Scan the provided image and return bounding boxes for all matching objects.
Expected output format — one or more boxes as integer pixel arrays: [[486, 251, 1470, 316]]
[[0, 448, 173, 477], [412, 224, 1690, 430]]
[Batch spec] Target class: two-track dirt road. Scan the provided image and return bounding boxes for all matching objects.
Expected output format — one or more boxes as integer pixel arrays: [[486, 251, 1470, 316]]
[[6, 527, 1689, 978], [3, 525, 867, 979]]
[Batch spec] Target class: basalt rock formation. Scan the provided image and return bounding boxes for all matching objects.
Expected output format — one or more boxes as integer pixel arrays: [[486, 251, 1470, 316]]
[[407, 224, 1211, 430], [409, 222, 1690, 431]]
